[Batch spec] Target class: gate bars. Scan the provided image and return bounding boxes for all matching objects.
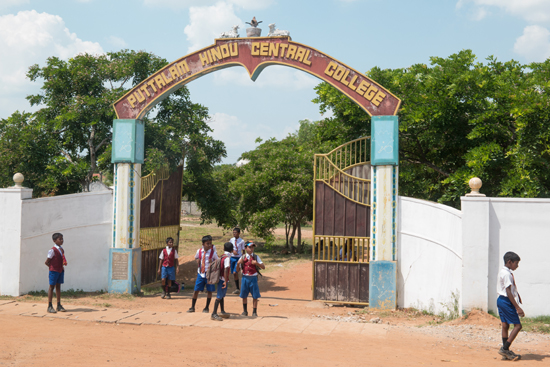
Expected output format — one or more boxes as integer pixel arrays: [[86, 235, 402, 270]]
[[312, 137, 371, 305]]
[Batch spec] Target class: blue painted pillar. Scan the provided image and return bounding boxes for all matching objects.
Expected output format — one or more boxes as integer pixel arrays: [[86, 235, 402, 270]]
[[109, 119, 144, 294], [369, 116, 398, 310]]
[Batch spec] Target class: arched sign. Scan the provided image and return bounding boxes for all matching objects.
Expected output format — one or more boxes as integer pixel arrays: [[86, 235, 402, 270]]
[[113, 37, 401, 119]]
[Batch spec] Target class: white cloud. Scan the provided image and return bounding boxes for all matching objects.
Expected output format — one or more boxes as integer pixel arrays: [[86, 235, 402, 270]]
[[144, 0, 272, 10], [107, 35, 128, 49], [213, 66, 319, 90], [0, 0, 29, 10], [457, 0, 550, 23], [514, 25, 550, 61], [184, 2, 243, 52], [0, 10, 103, 117]]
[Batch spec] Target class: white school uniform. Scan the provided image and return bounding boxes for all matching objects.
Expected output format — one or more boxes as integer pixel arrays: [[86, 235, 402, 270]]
[[194, 248, 219, 278], [230, 237, 245, 258], [497, 266, 520, 304], [220, 251, 232, 282]]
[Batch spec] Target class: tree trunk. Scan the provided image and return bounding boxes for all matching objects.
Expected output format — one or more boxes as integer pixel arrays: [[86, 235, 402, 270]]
[[284, 222, 290, 249], [85, 125, 96, 192], [296, 221, 302, 253], [289, 224, 297, 252]]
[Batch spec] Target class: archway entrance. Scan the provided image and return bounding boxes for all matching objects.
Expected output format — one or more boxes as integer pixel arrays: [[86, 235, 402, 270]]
[[109, 36, 400, 309]]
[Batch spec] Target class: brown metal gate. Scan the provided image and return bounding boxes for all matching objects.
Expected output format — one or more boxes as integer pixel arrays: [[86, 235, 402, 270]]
[[139, 166, 183, 285], [312, 137, 371, 305]]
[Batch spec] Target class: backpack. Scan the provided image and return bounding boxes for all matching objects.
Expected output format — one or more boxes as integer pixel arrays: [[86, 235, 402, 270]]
[[206, 254, 229, 285], [240, 254, 263, 277], [169, 281, 183, 293]]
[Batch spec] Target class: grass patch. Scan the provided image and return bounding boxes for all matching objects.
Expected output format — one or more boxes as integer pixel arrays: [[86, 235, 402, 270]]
[[141, 286, 159, 296], [521, 316, 550, 334], [0, 295, 14, 300], [26, 289, 86, 298]]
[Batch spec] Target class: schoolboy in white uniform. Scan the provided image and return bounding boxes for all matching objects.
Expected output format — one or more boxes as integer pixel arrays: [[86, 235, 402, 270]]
[[188, 235, 219, 313], [230, 227, 245, 294]]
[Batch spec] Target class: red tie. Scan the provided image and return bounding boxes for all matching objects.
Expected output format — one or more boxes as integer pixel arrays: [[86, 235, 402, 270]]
[[201, 250, 206, 273]]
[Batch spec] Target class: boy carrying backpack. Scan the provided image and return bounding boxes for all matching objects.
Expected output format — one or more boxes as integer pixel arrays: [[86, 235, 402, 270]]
[[237, 241, 265, 317], [207, 242, 232, 321]]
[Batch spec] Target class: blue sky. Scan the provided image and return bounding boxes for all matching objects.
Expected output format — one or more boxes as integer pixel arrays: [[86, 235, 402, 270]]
[[1, 0, 550, 163]]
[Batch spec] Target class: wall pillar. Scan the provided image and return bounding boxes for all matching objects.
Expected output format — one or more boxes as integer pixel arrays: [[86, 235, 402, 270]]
[[0, 174, 32, 296], [109, 119, 144, 294], [369, 116, 399, 310], [461, 196, 490, 312]]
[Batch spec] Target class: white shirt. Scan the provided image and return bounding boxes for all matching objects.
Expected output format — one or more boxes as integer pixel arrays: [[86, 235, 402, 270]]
[[194, 247, 219, 278], [242, 253, 263, 276], [220, 251, 232, 282], [159, 247, 179, 260], [230, 237, 245, 258], [497, 266, 519, 304], [47, 244, 63, 259]]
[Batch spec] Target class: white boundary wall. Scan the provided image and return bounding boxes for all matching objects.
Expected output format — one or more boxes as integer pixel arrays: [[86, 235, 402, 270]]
[[0, 188, 112, 295], [398, 196, 462, 315], [462, 197, 550, 317]]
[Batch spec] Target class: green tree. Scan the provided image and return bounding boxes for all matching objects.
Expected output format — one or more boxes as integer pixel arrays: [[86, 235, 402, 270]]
[[313, 50, 550, 207], [219, 120, 317, 252], [0, 50, 227, 203]]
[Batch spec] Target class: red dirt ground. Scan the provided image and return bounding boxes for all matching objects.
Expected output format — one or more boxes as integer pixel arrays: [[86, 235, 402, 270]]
[[1, 262, 549, 366]]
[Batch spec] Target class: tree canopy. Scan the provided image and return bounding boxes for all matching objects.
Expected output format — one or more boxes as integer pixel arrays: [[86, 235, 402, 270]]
[[0, 50, 226, 199], [313, 50, 550, 207], [213, 120, 322, 251]]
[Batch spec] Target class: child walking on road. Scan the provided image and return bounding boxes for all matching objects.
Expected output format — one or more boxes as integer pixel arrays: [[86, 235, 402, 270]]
[[497, 251, 524, 361], [158, 237, 179, 299], [237, 241, 265, 317], [188, 235, 218, 313], [45, 233, 67, 313]]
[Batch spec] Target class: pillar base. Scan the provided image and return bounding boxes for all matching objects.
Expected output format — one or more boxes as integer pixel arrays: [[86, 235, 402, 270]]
[[108, 248, 141, 294], [369, 260, 396, 310]]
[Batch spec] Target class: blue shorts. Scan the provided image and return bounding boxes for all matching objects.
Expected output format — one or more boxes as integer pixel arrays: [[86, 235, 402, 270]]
[[49, 271, 64, 286], [161, 266, 176, 281], [497, 296, 521, 325], [194, 275, 216, 292], [240, 275, 261, 299], [217, 279, 228, 299], [230, 257, 239, 274]]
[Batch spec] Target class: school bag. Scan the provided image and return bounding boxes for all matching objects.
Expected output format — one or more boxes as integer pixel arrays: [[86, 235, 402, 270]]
[[240, 254, 263, 277], [169, 281, 183, 293], [206, 254, 229, 285]]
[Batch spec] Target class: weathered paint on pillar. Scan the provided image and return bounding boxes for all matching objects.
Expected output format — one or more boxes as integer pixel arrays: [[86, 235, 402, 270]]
[[109, 119, 144, 294], [113, 163, 141, 249], [369, 116, 399, 310]]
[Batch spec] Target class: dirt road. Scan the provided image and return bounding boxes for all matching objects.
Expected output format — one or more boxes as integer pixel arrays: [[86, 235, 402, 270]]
[[1, 262, 549, 366]]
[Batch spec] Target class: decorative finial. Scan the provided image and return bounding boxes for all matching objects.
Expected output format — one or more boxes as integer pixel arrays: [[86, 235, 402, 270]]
[[245, 17, 263, 37], [466, 177, 485, 197], [245, 17, 262, 28], [12, 173, 24, 188]]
